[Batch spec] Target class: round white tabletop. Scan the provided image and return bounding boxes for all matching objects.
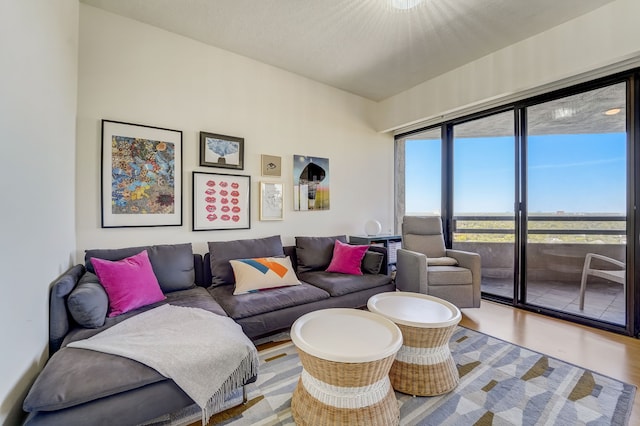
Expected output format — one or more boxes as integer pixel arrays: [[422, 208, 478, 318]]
[[367, 292, 461, 328], [290, 308, 403, 363]]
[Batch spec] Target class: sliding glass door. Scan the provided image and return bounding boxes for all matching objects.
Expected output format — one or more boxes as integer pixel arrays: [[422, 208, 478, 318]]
[[397, 73, 636, 334], [452, 111, 516, 300], [524, 83, 628, 325]]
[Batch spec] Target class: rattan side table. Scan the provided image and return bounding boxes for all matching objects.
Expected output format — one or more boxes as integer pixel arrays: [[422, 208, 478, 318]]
[[367, 292, 462, 396], [290, 308, 403, 426]]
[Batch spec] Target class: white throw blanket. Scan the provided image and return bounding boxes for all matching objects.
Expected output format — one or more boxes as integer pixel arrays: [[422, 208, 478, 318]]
[[68, 304, 259, 425]]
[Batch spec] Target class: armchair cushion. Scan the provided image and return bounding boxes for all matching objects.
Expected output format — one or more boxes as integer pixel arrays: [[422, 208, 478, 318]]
[[427, 256, 458, 266], [427, 266, 473, 286], [403, 234, 446, 258]]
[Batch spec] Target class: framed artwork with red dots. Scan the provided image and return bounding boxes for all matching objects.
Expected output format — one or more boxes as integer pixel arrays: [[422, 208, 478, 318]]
[[192, 171, 251, 231], [101, 120, 183, 228]]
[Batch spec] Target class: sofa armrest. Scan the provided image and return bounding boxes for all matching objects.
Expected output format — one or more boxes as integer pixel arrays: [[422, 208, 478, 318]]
[[395, 248, 427, 294], [446, 249, 481, 307], [50, 264, 86, 356]]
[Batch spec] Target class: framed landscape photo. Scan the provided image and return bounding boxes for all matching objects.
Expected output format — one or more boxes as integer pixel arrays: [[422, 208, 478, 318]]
[[200, 131, 244, 170], [260, 182, 284, 221], [192, 172, 250, 231], [101, 120, 182, 228]]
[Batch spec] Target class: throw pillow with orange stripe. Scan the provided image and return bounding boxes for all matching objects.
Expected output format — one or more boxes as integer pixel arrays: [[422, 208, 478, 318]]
[[229, 256, 301, 295]]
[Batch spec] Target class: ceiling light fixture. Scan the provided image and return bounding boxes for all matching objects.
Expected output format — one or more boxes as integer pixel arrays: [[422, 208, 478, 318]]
[[390, 0, 423, 10], [604, 108, 622, 116], [552, 108, 575, 120]]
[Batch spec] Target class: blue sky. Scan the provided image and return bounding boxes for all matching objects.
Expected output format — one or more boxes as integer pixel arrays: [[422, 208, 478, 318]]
[[406, 133, 626, 214]]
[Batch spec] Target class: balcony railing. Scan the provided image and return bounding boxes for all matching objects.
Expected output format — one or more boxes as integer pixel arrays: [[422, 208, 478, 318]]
[[451, 215, 626, 282]]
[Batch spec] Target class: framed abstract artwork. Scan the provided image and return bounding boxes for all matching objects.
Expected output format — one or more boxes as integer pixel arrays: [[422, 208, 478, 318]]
[[293, 155, 330, 211], [101, 120, 182, 228], [192, 172, 251, 231], [200, 131, 244, 170], [261, 154, 282, 177], [259, 182, 284, 221]]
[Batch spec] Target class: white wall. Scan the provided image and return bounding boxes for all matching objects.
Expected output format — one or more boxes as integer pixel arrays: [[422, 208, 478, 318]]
[[0, 1, 78, 424], [375, 0, 640, 132], [76, 5, 393, 260]]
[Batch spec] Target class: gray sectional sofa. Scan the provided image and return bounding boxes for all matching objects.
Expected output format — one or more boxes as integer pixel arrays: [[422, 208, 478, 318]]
[[22, 235, 394, 425]]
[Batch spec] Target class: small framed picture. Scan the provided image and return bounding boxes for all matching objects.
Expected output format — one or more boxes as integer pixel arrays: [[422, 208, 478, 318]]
[[261, 154, 282, 177], [260, 181, 284, 221], [200, 132, 244, 170], [101, 120, 182, 228], [192, 172, 250, 230]]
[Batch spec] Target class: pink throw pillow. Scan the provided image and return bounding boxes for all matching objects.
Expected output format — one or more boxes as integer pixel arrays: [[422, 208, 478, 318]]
[[91, 250, 165, 317], [325, 240, 369, 275]]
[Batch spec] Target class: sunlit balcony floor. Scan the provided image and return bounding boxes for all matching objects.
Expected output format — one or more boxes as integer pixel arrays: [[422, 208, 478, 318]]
[[481, 277, 625, 326]]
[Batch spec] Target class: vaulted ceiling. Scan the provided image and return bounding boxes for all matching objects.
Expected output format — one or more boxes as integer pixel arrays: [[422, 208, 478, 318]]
[[81, 0, 615, 101]]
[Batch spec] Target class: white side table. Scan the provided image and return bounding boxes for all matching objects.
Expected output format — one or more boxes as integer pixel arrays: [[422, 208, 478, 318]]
[[367, 292, 461, 396], [290, 308, 403, 426]]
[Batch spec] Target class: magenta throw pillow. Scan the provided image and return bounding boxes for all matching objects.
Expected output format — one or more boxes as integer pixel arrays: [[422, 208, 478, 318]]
[[325, 240, 369, 275], [90, 250, 165, 317]]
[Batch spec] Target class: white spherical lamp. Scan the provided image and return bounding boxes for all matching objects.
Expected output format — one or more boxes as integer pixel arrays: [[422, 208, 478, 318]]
[[364, 220, 382, 236]]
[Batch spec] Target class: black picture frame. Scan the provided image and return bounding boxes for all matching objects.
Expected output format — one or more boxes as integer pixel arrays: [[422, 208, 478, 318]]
[[101, 119, 182, 228], [192, 171, 251, 231], [199, 131, 244, 170]]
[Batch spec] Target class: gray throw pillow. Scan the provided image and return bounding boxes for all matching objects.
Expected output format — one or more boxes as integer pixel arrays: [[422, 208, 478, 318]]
[[361, 251, 384, 275], [85, 243, 195, 293], [295, 235, 347, 273], [208, 235, 284, 286], [66, 272, 109, 328]]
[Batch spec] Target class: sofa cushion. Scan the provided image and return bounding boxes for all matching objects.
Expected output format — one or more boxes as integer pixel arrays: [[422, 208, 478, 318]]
[[295, 235, 347, 273], [361, 251, 384, 275], [85, 243, 196, 293], [208, 235, 284, 286], [230, 256, 300, 295], [326, 240, 368, 275], [91, 250, 166, 317], [298, 270, 392, 297], [25, 287, 228, 413], [66, 272, 108, 328], [208, 283, 329, 320]]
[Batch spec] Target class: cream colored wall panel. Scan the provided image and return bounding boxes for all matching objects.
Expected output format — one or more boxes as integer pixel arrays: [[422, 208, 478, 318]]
[[77, 5, 393, 261], [0, 1, 78, 423]]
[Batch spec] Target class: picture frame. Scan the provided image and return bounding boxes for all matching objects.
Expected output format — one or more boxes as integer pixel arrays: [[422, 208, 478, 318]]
[[293, 155, 330, 211], [192, 172, 250, 230], [200, 131, 244, 170], [259, 182, 284, 221], [261, 154, 282, 177], [101, 120, 182, 228]]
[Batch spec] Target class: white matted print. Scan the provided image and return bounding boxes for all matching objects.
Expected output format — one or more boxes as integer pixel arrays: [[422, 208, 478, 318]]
[[192, 172, 250, 230], [260, 182, 284, 221]]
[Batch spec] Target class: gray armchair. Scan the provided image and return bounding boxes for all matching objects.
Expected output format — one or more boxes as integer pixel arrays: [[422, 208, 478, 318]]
[[396, 216, 481, 308]]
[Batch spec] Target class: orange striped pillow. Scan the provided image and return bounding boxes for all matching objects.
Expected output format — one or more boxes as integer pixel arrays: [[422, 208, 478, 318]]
[[229, 256, 301, 295]]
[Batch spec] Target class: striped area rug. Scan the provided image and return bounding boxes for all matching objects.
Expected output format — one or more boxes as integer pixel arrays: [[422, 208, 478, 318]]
[[199, 326, 634, 426]]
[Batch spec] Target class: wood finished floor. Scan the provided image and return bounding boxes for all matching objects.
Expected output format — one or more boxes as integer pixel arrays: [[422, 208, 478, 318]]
[[201, 300, 640, 425], [460, 300, 640, 424]]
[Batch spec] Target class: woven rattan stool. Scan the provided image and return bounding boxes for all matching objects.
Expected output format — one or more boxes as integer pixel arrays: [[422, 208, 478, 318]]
[[290, 308, 403, 426], [368, 292, 462, 396]]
